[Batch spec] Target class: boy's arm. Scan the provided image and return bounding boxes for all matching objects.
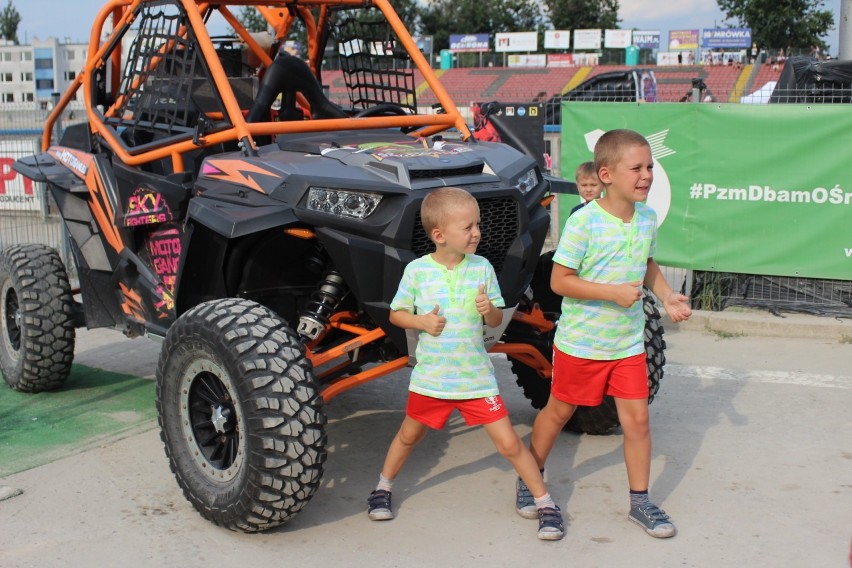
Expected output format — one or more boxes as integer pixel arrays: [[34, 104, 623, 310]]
[[482, 305, 503, 328], [551, 262, 643, 308], [644, 258, 692, 322], [389, 306, 446, 337]]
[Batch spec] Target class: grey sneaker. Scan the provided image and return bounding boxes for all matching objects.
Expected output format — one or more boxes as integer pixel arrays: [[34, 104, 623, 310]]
[[537, 506, 565, 541], [515, 477, 538, 519], [367, 489, 394, 521], [628, 502, 676, 538]]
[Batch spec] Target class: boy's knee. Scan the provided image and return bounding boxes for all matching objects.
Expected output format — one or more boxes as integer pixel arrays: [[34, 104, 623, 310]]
[[397, 422, 427, 447], [494, 433, 523, 458], [619, 412, 650, 436], [545, 397, 576, 424]]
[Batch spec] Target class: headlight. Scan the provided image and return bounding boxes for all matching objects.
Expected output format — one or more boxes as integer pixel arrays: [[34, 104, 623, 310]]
[[307, 187, 382, 219], [514, 168, 539, 195]]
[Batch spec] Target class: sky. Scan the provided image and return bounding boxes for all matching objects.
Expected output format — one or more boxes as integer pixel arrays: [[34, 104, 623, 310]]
[[13, 0, 845, 54]]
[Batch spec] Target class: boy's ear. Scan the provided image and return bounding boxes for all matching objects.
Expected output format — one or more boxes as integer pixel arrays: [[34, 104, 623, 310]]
[[431, 227, 445, 244], [598, 166, 612, 185]]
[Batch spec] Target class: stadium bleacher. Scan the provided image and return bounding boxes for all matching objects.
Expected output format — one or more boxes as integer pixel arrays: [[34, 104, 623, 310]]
[[322, 63, 759, 109], [747, 63, 783, 100]]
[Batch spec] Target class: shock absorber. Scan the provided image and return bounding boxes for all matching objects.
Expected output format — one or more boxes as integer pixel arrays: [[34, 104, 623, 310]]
[[297, 270, 348, 341]]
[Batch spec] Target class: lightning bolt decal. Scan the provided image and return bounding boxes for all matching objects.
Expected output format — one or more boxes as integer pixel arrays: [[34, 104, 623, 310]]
[[202, 160, 279, 193]]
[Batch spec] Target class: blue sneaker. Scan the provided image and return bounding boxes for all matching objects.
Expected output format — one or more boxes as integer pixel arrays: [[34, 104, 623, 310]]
[[628, 502, 676, 538], [515, 477, 538, 519], [367, 489, 394, 521], [537, 506, 565, 541]]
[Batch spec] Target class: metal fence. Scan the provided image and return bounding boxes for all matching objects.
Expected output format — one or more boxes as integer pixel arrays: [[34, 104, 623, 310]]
[[0, 99, 849, 318], [0, 105, 82, 279]]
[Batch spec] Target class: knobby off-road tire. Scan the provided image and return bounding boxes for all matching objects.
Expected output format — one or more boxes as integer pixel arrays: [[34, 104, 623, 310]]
[[156, 298, 327, 532], [509, 251, 666, 435], [0, 244, 75, 392]]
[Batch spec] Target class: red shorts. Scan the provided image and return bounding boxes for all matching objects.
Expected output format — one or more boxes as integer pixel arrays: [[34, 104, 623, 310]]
[[551, 348, 648, 406], [406, 391, 509, 429]]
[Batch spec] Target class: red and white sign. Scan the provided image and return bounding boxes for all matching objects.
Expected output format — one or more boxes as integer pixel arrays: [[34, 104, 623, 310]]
[[573, 29, 602, 50], [544, 30, 571, 49], [0, 140, 40, 212], [547, 53, 574, 67], [495, 32, 538, 53], [604, 29, 632, 49]]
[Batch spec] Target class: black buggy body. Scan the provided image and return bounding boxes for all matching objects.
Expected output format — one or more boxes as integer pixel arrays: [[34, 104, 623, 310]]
[[2, 0, 665, 532]]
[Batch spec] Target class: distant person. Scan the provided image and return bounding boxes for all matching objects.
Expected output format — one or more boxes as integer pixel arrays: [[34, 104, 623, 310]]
[[471, 103, 500, 143], [367, 187, 565, 541], [516, 129, 692, 539], [640, 72, 657, 102], [570, 161, 603, 217]]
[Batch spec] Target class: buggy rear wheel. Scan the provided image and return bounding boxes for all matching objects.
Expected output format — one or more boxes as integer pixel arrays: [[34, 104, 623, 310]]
[[156, 298, 327, 532], [507, 252, 666, 435], [0, 244, 75, 392]]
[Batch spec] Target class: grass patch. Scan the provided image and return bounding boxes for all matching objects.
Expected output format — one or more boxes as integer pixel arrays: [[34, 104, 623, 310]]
[[707, 327, 745, 339]]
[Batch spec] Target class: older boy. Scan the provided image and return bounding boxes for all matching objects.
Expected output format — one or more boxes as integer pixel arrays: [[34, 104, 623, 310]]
[[517, 129, 691, 538], [368, 187, 564, 540]]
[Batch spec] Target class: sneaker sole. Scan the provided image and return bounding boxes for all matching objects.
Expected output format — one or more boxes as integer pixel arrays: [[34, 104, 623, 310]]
[[628, 514, 676, 538], [368, 510, 395, 521], [516, 506, 539, 520], [537, 529, 565, 541]]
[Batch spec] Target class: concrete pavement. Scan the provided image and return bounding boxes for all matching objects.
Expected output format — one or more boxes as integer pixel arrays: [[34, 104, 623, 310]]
[[1, 315, 851, 567]]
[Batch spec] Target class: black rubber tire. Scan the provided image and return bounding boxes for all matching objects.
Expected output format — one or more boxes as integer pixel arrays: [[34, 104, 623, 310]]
[[156, 298, 327, 532], [0, 244, 75, 392], [508, 252, 666, 435]]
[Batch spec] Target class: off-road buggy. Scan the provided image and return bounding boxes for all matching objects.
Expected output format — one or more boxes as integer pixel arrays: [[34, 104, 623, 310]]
[[1, 0, 665, 532]]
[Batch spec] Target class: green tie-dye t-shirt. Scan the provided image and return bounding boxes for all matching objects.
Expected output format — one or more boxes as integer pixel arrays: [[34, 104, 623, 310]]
[[552, 200, 657, 360], [391, 253, 505, 399]]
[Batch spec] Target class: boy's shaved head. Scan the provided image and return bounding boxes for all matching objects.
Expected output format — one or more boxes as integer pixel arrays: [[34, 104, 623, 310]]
[[594, 129, 650, 171], [421, 187, 478, 234]]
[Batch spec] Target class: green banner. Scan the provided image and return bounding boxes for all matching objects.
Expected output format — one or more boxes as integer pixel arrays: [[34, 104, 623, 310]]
[[560, 102, 852, 280]]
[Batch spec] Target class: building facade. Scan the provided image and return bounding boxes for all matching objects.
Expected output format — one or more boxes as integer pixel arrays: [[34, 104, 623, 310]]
[[0, 38, 88, 107]]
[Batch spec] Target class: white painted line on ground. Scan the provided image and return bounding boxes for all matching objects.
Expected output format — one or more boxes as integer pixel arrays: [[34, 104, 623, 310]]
[[667, 363, 852, 390]]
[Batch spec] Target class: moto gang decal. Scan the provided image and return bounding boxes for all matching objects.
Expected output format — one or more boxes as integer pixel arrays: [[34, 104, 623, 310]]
[[147, 227, 180, 317]]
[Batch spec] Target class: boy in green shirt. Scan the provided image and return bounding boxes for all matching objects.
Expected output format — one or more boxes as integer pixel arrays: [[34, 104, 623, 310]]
[[368, 187, 564, 540], [518, 129, 692, 538]]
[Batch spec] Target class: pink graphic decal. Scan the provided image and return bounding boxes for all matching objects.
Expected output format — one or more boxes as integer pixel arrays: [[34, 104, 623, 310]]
[[153, 284, 175, 318], [147, 228, 181, 299], [126, 186, 173, 226]]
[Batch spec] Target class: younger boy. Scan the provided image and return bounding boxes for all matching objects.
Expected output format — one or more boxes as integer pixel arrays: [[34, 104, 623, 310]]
[[569, 161, 604, 217], [517, 129, 692, 538], [367, 187, 564, 541]]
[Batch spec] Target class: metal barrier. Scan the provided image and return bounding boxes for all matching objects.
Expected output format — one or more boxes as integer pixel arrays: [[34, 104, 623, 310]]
[[0, 107, 82, 279], [0, 94, 849, 318]]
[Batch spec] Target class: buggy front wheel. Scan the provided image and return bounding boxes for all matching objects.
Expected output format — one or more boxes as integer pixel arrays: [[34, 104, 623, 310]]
[[156, 298, 327, 532]]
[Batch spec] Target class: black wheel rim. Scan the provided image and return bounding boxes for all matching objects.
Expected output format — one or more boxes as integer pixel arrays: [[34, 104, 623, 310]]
[[2, 282, 21, 352], [180, 357, 245, 481]]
